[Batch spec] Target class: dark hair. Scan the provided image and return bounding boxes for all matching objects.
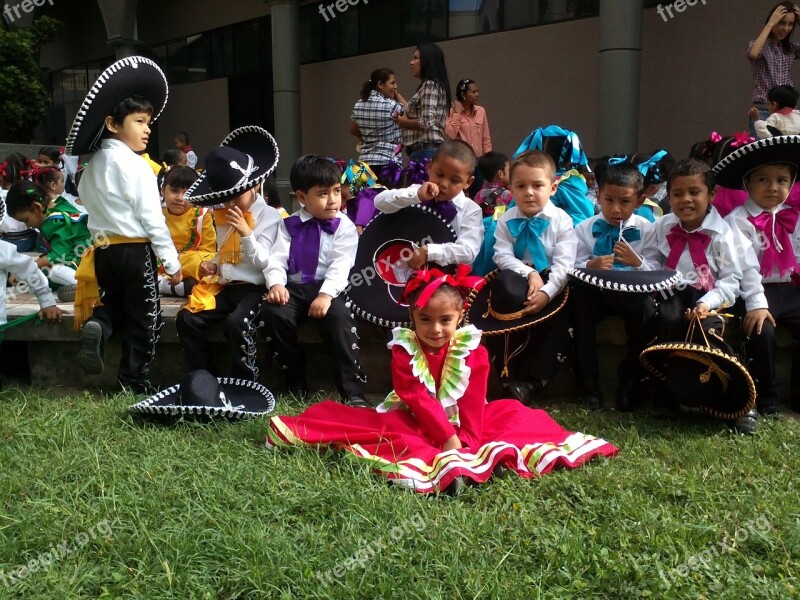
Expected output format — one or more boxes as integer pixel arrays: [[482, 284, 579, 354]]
[[101, 96, 153, 143], [33, 167, 62, 190], [631, 150, 675, 187], [478, 151, 509, 181], [6, 180, 48, 216], [597, 163, 645, 195], [360, 68, 394, 101], [432, 140, 477, 175], [161, 166, 198, 191], [745, 161, 798, 181], [162, 148, 186, 167], [290, 155, 341, 193], [768, 84, 800, 108], [175, 131, 190, 144], [509, 150, 556, 183], [455, 79, 476, 102], [417, 43, 452, 108], [37, 146, 62, 168], [765, 2, 798, 53], [666, 158, 716, 194], [0, 153, 27, 187], [406, 280, 464, 316], [263, 175, 281, 208]]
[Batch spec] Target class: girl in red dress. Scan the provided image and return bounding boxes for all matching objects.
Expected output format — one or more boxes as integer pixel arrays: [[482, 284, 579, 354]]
[[266, 267, 618, 493]]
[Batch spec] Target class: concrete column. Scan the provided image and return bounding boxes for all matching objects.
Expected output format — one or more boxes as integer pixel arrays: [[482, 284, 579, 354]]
[[270, 0, 302, 210], [96, 0, 140, 59], [596, 0, 642, 156]]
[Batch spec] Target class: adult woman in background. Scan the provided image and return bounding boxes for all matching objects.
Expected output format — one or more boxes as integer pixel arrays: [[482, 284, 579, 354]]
[[446, 78, 492, 197], [350, 68, 406, 171]]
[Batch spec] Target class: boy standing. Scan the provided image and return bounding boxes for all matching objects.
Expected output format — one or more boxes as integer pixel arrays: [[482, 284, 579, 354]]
[[65, 57, 182, 394], [260, 155, 367, 406]]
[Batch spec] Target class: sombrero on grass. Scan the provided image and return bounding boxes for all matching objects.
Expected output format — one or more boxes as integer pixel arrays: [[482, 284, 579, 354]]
[[185, 126, 280, 207], [65, 56, 168, 156], [712, 135, 800, 190], [466, 269, 569, 336], [568, 268, 681, 294], [639, 317, 756, 420], [345, 205, 457, 327], [129, 370, 276, 420]]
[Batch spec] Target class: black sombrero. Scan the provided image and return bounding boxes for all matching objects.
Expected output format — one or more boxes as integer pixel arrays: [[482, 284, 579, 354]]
[[712, 135, 800, 190], [129, 370, 276, 420], [466, 269, 569, 335], [640, 322, 756, 420], [65, 56, 168, 156], [345, 205, 457, 327], [185, 126, 280, 206], [569, 268, 681, 294], [0, 195, 5, 227]]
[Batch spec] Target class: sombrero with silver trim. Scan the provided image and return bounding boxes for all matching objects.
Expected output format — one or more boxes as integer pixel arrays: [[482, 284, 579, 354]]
[[712, 135, 800, 190], [345, 205, 457, 328], [568, 268, 681, 293], [65, 56, 168, 156], [185, 126, 280, 206], [0, 194, 6, 227], [466, 269, 569, 335], [129, 369, 276, 420]]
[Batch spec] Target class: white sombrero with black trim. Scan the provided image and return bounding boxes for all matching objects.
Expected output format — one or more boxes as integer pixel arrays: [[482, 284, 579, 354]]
[[568, 268, 681, 293], [185, 126, 280, 207], [65, 56, 169, 156], [712, 135, 800, 189], [129, 370, 276, 420]]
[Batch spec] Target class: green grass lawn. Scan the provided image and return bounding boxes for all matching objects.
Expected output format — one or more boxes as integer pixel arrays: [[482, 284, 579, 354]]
[[0, 387, 797, 600]]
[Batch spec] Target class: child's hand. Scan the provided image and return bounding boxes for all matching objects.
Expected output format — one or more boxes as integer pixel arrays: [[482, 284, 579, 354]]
[[39, 305, 63, 324], [686, 302, 710, 319], [748, 106, 760, 120], [416, 182, 440, 202], [587, 255, 614, 270], [169, 270, 183, 286], [35, 255, 51, 269], [266, 284, 290, 305], [742, 308, 776, 336], [199, 261, 218, 278], [356, 225, 363, 235], [309, 293, 332, 319], [442, 434, 462, 451], [226, 206, 253, 237], [523, 290, 550, 314], [527, 271, 544, 296], [406, 245, 428, 270], [613, 240, 642, 267]]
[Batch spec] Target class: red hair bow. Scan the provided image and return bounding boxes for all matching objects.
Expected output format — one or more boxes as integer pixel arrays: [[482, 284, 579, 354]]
[[400, 264, 486, 309], [731, 131, 755, 148], [0, 162, 7, 178], [709, 131, 722, 144]]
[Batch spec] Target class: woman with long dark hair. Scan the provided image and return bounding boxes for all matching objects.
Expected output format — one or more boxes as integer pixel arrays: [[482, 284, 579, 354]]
[[394, 43, 451, 162], [350, 67, 407, 170]]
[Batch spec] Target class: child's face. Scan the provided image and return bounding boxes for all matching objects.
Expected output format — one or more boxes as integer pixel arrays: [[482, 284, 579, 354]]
[[37, 154, 55, 167], [768, 100, 780, 114], [426, 155, 474, 202], [584, 172, 597, 189], [13, 203, 46, 229], [51, 172, 65, 196], [174, 137, 186, 150], [225, 186, 258, 213], [163, 185, 191, 216], [496, 161, 511, 185], [668, 174, 713, 231], [744, 164, 794, 211], [597, 183, 644, 226], [376, 74, 398, 99], [411, 292, 463, 349], [297, 183, 341, 219], [105, 111, 152, 153], [510, 164, 557, 217]]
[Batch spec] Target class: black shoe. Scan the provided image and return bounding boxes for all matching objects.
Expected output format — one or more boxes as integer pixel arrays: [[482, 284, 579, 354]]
[[731, 409, 759, 435], [579, 393, 602, 411], [344, 395, 371, 408], [444, 476, 468, 496], [505, 381, 533, 404], [78, 320, 104, 375]]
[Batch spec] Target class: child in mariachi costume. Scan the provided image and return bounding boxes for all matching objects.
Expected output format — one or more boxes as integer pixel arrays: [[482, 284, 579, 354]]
[[714, 135, 800, 416], [159, 166, 216, 297], [266, 267, 618, 494]]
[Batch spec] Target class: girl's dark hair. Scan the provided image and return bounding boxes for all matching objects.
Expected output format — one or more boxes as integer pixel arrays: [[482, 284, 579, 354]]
[[766, 2, 798, 53], [162, 148, 186, 167], [263, 175, 281, 208], [455, 79, 475, 102], [666, 158, 716, 194], [417, 43, 452, 108], [38, 146, 62, 168], [290, 155, 341, 193], [161, 166, 198, 191], [359, 68, 394, 101], [6, 180, 48, 216], [0, 153, 27, 187], [407, 281, 464, 316], [33, 167, 62, 189]]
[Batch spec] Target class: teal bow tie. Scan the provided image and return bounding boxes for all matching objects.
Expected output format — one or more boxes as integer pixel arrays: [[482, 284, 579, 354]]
[[591, 219, 641, 256], [507, 217, 550, 272]]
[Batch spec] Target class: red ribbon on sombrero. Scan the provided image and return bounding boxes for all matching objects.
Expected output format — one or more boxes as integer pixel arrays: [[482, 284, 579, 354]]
[[400, 265, 485, 309]]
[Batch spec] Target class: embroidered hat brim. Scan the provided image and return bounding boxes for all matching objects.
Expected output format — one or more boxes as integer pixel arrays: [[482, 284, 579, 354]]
[[129, 377, 276, 420], [639, 343, 756, 420], [0, 195, 6, 228], [345, 205, 458, 328], [465, 269, 570, 335], [712, 135, 800, 189], [568, 268, 681, 293], [185, 126, 280, 206], [65, 56, 168, 156]]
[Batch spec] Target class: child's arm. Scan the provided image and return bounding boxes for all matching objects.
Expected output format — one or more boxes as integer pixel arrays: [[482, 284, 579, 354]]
[[726, 216, 773, 335], [697, 230, 742, 311], [374, 185, 423, 214], [753, 114, 778, 139], [234, 205, 281, 273], [573, 219, 599, 269], [493, 217, 535, 277], [310, 219, 358, 318], [539, 218, 577, 301], [425, 200, 484, 266], [2, 243, 61, 323], [264, 220, 291, 305]]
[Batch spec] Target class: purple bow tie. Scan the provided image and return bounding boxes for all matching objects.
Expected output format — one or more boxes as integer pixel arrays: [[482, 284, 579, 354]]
[[285, 216, 340, 283], [421, 199, 458, 223]]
